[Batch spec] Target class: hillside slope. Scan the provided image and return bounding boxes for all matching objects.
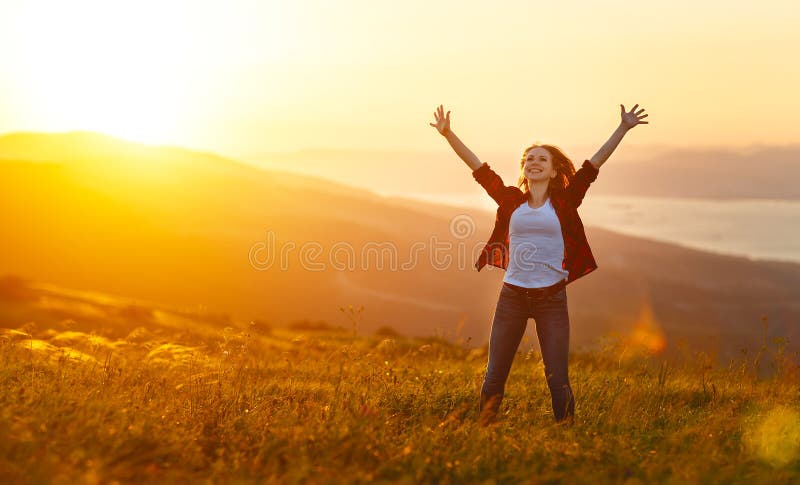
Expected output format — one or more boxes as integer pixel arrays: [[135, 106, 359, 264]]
[[1, 131, 797, 363]]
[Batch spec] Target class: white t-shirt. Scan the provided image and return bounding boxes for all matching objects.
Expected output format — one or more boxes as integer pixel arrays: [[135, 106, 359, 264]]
[[502, 196, 569, 288]]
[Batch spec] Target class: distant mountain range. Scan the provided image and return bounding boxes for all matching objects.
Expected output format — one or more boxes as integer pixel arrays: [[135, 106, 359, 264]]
[[1, 131, 798, 364], [245, 144, 800, 200], [589, 145, 800, 199]]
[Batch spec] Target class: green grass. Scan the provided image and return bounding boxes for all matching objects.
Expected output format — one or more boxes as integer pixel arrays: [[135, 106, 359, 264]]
[[1, 322, 798, 484]]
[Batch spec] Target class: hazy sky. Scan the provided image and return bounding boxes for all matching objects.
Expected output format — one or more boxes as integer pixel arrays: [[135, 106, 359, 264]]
[[0, 0, 798, 158]]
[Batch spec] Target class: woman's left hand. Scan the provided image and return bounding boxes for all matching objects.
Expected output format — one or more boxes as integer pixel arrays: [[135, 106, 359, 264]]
[[620, 104, 649, 130]]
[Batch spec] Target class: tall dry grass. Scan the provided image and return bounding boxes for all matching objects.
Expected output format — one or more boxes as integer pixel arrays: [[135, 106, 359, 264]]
[[0, 318, 798, 484]]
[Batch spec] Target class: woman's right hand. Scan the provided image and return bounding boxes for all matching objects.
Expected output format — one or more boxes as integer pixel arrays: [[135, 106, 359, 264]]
[[429, 104, 451, 136]]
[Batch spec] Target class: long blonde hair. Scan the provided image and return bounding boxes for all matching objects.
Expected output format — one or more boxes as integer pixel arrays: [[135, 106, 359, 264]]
[[516, 144, 577, 196]]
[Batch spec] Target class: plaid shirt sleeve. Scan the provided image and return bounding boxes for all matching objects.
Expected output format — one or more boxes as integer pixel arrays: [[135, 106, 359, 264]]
[[471, 162, 512, 206], [564, 160, 600, 208]]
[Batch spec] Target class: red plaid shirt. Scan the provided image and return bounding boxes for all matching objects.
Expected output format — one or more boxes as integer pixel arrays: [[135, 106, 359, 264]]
[[471, 160, 600, 285]]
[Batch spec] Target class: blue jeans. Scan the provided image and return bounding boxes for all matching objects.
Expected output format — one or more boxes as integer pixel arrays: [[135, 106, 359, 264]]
[[481, 283, 575, 422]]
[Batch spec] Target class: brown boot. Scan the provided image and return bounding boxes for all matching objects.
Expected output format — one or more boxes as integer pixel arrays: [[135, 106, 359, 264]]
[[479, 391, 503, 426]]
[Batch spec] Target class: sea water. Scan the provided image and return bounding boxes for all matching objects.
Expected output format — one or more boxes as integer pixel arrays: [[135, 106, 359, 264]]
[[398, 192, 800, 264]]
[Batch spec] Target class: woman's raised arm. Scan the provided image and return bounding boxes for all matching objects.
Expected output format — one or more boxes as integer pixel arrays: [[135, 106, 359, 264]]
[[588, 104, 649, 170], [430, 104, 484, 171]]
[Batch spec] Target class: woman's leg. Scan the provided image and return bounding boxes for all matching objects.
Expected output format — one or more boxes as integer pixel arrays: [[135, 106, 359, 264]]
[[480, 284, 530, 422], [530, 287, 575, 423]]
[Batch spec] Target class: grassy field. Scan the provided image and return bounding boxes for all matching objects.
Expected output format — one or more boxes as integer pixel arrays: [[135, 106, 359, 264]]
[[1, 312, 799, 484]]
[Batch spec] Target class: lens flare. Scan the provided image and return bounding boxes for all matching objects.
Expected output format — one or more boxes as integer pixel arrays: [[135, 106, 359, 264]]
[[744, 405, 800, 467], [619, 299, 667, 360]]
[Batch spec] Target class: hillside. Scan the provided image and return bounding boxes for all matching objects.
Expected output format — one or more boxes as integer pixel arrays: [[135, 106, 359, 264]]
[[1, 131, 798, 365]]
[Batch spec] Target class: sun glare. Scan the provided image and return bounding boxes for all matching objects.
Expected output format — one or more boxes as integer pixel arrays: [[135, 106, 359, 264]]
[[8, 0, 294, 146], [9, 1, 195, 143]]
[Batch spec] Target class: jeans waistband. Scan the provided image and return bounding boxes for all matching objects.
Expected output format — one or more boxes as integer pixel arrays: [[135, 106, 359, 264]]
[[503, 279, 566, 298]]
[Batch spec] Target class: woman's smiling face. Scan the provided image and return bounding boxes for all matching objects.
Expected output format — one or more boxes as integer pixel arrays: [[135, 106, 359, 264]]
[[522, 146, 556, 182]]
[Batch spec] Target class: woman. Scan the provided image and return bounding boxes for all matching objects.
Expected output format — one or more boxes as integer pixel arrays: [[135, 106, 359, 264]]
[[430, 103, 648, 425]]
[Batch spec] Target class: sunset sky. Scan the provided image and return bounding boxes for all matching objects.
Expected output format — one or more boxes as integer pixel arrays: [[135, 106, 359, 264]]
[[0, 0, 797, 159]]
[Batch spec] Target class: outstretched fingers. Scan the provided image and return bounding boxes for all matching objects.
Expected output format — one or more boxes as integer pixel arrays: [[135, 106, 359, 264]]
[[430, 104, 451, 131], [620, 103, 649, 127]]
